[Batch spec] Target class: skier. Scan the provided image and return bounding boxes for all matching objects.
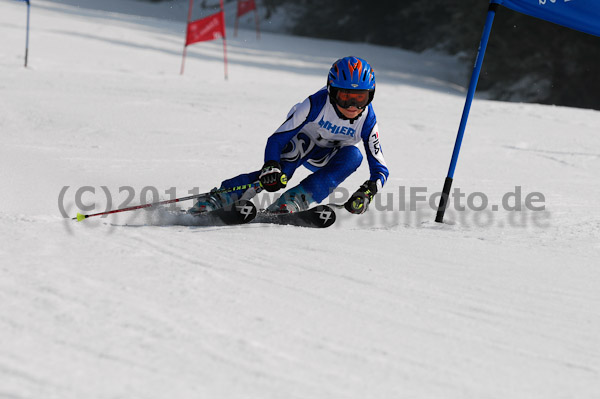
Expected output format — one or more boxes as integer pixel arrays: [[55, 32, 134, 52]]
[[190, 56, 389, 215]]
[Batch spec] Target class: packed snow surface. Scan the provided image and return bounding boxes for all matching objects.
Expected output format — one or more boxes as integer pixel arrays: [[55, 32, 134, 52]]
[[1, 0, 599, 398]]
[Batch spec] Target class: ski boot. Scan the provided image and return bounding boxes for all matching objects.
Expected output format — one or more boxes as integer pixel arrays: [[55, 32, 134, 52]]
[[188, 188, 234, 216], [266, 186, 311, 214]]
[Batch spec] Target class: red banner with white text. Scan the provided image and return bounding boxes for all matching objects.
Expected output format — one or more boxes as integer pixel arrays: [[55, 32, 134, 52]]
[[186, 11, 226, 46]]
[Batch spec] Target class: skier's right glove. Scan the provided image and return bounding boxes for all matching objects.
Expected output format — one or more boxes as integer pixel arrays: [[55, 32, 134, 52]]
[[344, 180, 378, 214], [259, 160, 288, 192]]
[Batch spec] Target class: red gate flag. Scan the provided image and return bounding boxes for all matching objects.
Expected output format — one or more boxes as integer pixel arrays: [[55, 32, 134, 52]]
[[180, 0, 228, 79], [186, 11, 226, 46], [237, 0, 256, 17], [234, 0, 260, 39]]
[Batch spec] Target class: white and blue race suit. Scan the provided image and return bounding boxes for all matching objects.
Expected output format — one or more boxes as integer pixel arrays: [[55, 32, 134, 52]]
[[221, 87, 389, 203]]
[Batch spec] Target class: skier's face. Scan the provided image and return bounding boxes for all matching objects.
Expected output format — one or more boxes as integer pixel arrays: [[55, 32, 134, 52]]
[[336, 104, 363, 119]]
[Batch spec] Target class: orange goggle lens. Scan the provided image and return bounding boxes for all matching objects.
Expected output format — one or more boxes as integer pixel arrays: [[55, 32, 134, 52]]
[[334, 89, 370, 109]]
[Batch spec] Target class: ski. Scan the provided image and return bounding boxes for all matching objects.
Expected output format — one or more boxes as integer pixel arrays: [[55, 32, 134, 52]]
[[252, 205, 336, 228], [189, 199, 257, 226]]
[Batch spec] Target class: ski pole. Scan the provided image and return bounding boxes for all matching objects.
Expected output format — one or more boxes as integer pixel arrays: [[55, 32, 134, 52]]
[[72, 182, 261, 222], [24, 0, 30, 68]]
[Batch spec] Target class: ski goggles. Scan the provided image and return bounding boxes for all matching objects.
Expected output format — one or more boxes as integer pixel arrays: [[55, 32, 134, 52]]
[[333, 88, 371, 109]]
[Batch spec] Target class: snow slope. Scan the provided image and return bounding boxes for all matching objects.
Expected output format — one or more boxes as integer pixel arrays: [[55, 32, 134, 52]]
[[1, 1, 599, 398]]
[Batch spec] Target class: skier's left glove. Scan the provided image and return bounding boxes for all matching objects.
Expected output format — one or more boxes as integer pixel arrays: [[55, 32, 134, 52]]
[[259, 160, 288, 192], [345, 180, 378, 214]]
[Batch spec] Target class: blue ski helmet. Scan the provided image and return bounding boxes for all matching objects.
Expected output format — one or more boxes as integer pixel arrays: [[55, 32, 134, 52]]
[[327, 56, 375, 108]]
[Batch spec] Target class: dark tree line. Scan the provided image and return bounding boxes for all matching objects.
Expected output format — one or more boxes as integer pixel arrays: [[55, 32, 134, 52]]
[[263, 0, 600, 110]]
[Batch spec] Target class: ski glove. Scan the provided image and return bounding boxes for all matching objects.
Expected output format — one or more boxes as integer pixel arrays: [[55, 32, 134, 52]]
[[345, 180, 378, 214], [259, 160, 288, 192]]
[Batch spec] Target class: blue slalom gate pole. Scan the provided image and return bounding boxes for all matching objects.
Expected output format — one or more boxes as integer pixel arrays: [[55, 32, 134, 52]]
[[24, 0, 31, 67], [435, 2, 498, 223]]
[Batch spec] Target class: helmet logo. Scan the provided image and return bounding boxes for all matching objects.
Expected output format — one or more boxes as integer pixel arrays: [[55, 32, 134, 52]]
[[351, 84, 358, 88]]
